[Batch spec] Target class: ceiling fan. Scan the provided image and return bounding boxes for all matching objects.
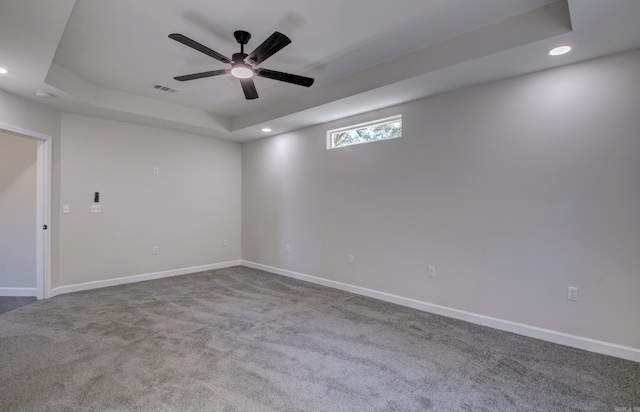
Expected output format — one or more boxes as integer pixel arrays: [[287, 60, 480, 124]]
[[169, 30, 314, 100]]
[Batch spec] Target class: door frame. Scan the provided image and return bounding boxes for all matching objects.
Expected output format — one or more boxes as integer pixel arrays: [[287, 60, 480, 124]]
[[0, 122, 52, 300]]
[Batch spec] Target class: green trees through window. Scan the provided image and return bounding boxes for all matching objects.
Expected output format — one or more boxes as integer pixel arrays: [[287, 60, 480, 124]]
[[328, 115, 402, 149]]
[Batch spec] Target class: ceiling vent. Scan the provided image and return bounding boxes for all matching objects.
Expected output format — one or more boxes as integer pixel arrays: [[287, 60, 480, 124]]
[[151, 83, 179, 93]]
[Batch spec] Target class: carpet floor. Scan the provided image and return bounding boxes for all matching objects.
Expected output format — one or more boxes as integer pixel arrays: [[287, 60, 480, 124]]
[[1, 266, 638, 411], [0, 296, 37, 315]]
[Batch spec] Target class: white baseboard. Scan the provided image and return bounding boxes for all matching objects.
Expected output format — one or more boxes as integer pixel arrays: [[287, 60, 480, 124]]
[[0, 287, 37, 297], [241, 260, 640, 363], [50, 260, 242, 297]]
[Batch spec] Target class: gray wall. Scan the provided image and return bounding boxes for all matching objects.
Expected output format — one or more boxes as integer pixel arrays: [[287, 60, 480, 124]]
[[0, 132, 38, 291], [242, 50, 640, 349], [57, 113, 242, 287], [0, 89, 242, 292]]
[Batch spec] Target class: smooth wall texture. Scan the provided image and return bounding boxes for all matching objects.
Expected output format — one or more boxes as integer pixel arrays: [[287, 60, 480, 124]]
[[0, 90, 61, 139], [58, 113, 241, 287], [242, 50, 640, 349], [0, 132, 38, 290]]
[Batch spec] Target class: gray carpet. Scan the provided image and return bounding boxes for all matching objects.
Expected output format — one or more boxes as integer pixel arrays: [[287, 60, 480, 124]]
[[1, 266, 638, 411], [0, 296, 37, 315]]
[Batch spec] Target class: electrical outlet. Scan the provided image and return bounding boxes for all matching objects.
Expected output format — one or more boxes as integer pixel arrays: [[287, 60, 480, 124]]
[[90, 204, 101, 213], [428, 266, 436, 278], [153, 167, 159, 175], [347, 254, 354, 264], [152, 246, 159, 255], [568, 286, 578, 301]]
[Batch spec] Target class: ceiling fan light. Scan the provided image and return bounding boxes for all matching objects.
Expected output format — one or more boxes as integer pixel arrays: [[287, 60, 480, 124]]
[[231, 66, 254, 79]]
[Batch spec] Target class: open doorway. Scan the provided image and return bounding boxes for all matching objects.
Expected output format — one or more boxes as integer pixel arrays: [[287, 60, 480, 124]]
[[0, 123, 51, 300]]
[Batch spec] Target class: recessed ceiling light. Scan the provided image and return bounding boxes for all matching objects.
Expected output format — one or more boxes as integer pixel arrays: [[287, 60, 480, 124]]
[[261, 128, 272, 132], [549, 46, 571, 56], [0, 67, 8, 74]]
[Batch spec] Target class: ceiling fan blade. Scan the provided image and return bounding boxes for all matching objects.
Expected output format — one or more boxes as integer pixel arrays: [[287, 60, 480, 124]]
[[244, 32, 291, 66], [174, 69, 230, 82], [240, 78, 259, 100], [256, 68, 314, 87], [169, 33, 232, 64]]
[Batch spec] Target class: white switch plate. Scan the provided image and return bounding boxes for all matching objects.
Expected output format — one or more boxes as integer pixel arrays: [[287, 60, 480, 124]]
[[347, 254, 354, 264], [223, 239, 228, 247], [568, 286, 578, 301], [91, 204, 101, 213], [428, 266, 436, 278], [286, 244, 290, 253], [152, 246, 159, 255], [153, 167, 159, 175], [63, 204, 70, 214]]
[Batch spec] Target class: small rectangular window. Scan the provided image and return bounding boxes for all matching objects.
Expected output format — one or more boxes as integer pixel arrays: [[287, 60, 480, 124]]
[[327, 115, 402, 149]]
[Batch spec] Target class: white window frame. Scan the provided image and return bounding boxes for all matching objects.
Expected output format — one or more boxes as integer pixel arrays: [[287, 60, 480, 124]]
[[326, 115, 402, 149]]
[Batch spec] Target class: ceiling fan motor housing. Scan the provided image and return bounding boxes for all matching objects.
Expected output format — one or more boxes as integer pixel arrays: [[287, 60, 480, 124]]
[[232, 52, 249, 64]]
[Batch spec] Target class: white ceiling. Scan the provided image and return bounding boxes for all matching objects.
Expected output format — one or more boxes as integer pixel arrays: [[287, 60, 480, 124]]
[[1, 0, 639, 142]]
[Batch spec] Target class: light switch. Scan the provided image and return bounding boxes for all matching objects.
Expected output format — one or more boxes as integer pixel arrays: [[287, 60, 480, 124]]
[[63, 204, 70, 214]]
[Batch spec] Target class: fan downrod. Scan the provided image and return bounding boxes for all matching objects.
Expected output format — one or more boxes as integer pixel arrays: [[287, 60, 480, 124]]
[[233, 30, 251, 53]]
